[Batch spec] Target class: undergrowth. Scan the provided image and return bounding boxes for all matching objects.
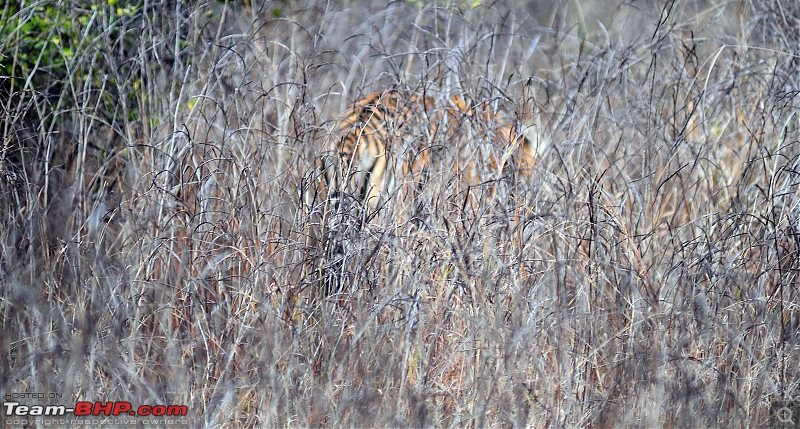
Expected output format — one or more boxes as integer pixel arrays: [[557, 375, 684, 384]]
[[2, 0, 800, 427]]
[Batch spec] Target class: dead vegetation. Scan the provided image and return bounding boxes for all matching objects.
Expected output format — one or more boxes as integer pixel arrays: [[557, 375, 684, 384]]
[[2, 0, 800, 427]]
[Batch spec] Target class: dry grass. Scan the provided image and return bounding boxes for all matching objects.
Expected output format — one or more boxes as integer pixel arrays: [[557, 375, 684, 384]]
[[2, 0, 800, 427]]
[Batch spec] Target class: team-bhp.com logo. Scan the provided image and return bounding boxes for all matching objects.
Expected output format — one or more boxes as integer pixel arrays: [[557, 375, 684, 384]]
[[4, 400, 189, 427]]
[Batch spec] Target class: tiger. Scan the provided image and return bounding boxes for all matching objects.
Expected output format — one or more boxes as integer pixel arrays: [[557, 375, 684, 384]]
[[321, 89, 545, 210], [315, 89, 546, 296]]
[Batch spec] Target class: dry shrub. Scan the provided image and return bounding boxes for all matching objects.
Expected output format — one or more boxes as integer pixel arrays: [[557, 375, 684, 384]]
[[3, 0, 800, 427]]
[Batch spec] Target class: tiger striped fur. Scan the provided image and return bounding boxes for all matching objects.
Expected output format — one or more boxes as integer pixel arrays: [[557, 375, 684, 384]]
[[321, 89, 544, 209]]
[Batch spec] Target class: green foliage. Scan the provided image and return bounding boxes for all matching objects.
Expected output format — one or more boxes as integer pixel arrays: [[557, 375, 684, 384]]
[[0, 1, 141, 104], [1, 3, 67, 91]]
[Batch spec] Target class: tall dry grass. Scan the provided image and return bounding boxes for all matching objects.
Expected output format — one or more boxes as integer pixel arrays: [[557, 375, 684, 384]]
[[2, 0, 800, 427]]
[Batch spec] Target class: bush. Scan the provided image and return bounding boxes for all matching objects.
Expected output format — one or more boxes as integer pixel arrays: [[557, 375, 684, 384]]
[[2, 0, 800, 427]]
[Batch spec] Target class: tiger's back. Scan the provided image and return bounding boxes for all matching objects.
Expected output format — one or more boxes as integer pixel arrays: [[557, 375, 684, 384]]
[[322, 90, 544, 209]]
